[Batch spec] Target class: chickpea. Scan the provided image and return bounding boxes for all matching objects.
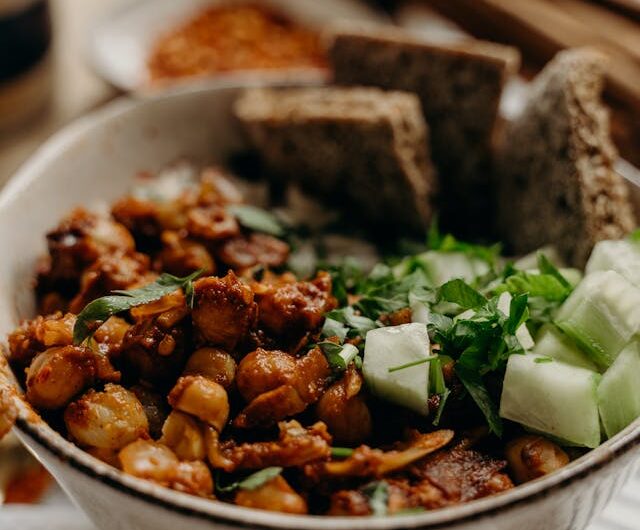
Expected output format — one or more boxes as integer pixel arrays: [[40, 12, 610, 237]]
[[160, 411, 205, 461], [235, 349, 297, 402], [184, 347, 236, 389], [235, 475, 307, 514], [173, 460, 214, 497], [119, 439, 213, 497], [119, 439, 180, 482], [64, 384, 149, 450], [506, 435, 570, 484], [26, 346, 99, 410], [316, 367, 371, 445], [168, 376, 229, 432]]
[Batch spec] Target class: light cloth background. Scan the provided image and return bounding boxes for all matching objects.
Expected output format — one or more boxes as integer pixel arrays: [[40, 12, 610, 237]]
[[0, 1, 638, 529]]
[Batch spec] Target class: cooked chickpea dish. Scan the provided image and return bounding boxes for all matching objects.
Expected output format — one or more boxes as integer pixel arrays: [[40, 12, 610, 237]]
[[3, 164, 640, 517]]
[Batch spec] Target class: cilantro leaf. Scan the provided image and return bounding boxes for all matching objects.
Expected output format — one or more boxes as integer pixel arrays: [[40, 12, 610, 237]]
[[318, 341, 359, 372], [629, 228, 640, 243], [324, 307, 377, 339], [455, 364, 503, 436], [321, 317, 349, 342], [227, 204, 285, 237], [73, 270, 202, 345], [534, 356, 554, 364], [216, 467, 282, 494], [361, 481, 389, 516], [506, 293, 529, 335], [438, 279, 486, 309], [537, 253, 572, 290]]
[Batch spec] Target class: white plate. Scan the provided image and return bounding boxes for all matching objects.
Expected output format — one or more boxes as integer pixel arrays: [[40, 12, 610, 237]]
[[88, 0, 388, 93]]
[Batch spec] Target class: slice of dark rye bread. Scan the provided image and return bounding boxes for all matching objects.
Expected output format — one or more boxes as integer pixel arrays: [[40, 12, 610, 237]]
[[497, 48, 636, 267], [328, 26, 520, 236], [234, 87, 437, 233]]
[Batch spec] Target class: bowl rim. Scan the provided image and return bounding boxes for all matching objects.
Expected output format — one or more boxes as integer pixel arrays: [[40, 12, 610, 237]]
[[4, 84, 640, 529]]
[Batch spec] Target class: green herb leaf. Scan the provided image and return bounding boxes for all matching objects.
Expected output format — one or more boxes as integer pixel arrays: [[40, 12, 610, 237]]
[[73, 270, 203, 345], [429, 357, 446, 395], [433, 387, 451, 426], [216, 467, 283, 494], [629, 228, 640, 243], [227, 204, 285, 237], [321, 317, 349, 342], [534, 356, 554, 364], [506, 293, 529, 335], [388, 355, 437, 373], [238, 467, 283, 491], [438, 279, 486, 309], [355, 269, 431, 320], [501, 273, 570, 301], [537, 253, 572, 290], [325, 258, 365, 306], [324, 307, 377, 339], [455, 364, 503, 436], [318, 341, 359, 371], [331, 447, 354, 458], [361, 481, 389, 516]]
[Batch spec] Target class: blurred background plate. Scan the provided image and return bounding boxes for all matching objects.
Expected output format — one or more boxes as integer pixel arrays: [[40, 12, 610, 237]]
[[88, 0, 388, 93]]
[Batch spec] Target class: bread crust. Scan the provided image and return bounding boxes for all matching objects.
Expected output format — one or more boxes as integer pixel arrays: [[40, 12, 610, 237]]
[[235, 87, 436, 234], [328, 27, 520, 236], [497, 48, 636, 266]]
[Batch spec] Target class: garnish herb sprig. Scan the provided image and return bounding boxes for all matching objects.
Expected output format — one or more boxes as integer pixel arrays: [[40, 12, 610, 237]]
[[216, 467, 283, 494], [361, 481, 389, 516], [227, 204, 286, 237], [73, 270, 202, 345]]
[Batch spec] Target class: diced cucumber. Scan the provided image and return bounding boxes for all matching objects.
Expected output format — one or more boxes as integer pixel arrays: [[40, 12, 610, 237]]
[[598, 342, 640, 438], [533, 325, 598, 371], [514, 246, 564, 270], [500, 354, 601, 448], [363, 323, 431, 415], [415, 251, 490, 286], [555, 271, 640, 369], [586, 239, 640, 288], [497, 292, 534, 350], [559, 268, 582, 287], [409, 292, 430, 325]]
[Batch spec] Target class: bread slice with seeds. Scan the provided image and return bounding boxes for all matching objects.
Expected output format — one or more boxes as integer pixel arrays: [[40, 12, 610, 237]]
[[328, 26, 520, 237], [497, 48, 636, 266], [234, 86, 436, 234]]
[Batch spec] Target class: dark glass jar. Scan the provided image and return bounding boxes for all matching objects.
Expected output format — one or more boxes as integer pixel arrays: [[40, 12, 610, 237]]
[[0, 0, 52, 131]]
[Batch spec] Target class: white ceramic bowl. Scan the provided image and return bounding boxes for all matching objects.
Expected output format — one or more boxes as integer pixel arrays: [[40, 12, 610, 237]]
[[2, 85, 640, 530], [88, 0, 387, 93]]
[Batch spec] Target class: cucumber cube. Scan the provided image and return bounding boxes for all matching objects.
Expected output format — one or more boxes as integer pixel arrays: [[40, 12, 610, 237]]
[[409, 292, 430, 325], [500, 354, 601, 448], [416, 251, 490, 286], [533, 325, 598, 371], [363, 323, 431, 415], [598, 342, 640, 438], [586, 239, 640, 288], [514, 246, 564, 270], [555, 271, 640, 369]]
